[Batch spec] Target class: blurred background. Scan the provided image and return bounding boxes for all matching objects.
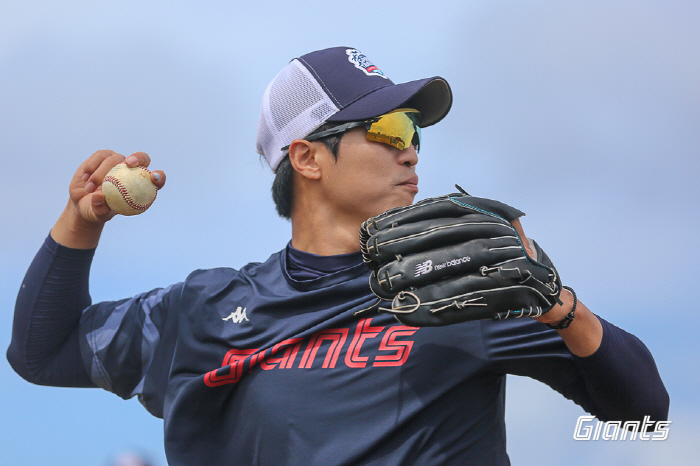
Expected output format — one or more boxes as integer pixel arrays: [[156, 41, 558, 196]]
[[1, 1, 697, 464]]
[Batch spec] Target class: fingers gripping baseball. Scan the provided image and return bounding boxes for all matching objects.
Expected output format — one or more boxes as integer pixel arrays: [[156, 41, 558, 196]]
[[125, 152, 166, 189], [70, 150, 165, 222]]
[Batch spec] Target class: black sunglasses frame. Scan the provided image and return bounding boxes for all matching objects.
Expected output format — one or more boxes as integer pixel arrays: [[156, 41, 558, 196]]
[[280, 119, 376, 151]]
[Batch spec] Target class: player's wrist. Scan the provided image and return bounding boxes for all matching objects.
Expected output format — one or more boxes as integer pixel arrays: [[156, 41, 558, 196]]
[[51, 201, 106, 249], [545, 286, 577, 330], [536, 287, 575, 327]]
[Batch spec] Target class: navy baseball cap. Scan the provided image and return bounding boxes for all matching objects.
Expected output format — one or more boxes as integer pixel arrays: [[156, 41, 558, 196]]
[[256, 46, 453, 171]]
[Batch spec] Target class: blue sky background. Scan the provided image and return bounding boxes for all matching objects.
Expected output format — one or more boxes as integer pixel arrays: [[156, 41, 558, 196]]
[[1, 1, 698, 465]]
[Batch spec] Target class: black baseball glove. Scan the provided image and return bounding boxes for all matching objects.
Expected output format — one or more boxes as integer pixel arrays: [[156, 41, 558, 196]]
[[359, 188, 562, 326]]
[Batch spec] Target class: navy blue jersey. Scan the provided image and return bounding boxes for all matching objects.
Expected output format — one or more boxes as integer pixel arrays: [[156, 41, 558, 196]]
[[9, 237, 669, 466], [73, 244, 660, 465]]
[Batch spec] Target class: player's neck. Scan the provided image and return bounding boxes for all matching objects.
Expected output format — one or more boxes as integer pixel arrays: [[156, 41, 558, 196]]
[[289, 202, 362, 256]]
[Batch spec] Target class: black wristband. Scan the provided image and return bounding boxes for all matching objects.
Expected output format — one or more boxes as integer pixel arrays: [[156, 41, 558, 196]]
[[546, 286, 577, 330]]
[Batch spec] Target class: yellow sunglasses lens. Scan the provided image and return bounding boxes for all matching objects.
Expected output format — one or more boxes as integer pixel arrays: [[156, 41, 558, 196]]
[[366, 109, 421, 151]]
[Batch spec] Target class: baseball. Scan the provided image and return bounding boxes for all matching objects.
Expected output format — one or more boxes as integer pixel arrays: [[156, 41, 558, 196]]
[[102, 163, 158, 216]]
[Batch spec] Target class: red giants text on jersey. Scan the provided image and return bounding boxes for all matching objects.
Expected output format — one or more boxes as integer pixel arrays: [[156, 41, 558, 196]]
[[204, 318, 418, 387]]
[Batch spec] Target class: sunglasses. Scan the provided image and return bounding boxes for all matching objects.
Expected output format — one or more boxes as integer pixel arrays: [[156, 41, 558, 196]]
[[282, 108, 422, 153]]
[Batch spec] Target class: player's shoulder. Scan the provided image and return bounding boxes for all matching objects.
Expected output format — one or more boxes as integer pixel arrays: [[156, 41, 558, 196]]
[[184, 249, 284, 287], [184, 266, 240, 284]]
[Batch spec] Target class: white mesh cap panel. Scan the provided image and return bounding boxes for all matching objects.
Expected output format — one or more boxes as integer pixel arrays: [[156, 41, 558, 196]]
[[256, 59, 339, 172]]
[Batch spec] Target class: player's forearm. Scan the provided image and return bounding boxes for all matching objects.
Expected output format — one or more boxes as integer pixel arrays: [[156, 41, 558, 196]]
[[572, 317, 669, 423], [7, 234, 95, 387], [536, 293, 668, 423], [556, 302, 603, 357], [538, 291, 603, 357], [51, 200, 105, 249]]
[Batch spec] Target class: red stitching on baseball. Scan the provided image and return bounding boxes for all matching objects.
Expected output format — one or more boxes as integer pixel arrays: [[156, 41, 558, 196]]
[[104, 167, 157, 211]]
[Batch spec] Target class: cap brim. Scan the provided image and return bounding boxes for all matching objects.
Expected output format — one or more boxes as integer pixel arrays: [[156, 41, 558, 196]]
[[326, 77, 452, 127]]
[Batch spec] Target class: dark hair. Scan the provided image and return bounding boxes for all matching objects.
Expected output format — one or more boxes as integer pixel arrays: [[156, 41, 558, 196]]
[[272, 123, 343, 219]]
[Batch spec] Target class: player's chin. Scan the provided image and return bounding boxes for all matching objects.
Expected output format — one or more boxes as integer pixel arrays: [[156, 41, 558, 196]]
[[398, 184, 419, 203], [383, 190, 417, 212]]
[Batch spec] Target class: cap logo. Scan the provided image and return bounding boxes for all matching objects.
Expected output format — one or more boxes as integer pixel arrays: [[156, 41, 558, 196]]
[[346, 49, 388, 79]]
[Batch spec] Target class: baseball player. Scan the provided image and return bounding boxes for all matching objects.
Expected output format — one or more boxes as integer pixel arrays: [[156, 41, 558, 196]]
[[8, 47, 668, 466]]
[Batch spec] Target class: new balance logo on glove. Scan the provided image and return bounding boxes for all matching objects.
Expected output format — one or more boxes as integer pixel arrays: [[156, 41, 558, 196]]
[[415, 260, 433, 277]]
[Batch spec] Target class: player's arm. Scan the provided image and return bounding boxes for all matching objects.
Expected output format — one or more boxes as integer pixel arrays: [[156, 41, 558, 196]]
[[484, 315, 669, 424], [537, 291, 602, 356], [508, 220, 668, 422], [51, 150, 166, 248], [8, 150, 165, 386]]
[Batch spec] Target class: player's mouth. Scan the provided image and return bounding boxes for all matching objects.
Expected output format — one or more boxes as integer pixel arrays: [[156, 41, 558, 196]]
[[398, 175, 419, 193]]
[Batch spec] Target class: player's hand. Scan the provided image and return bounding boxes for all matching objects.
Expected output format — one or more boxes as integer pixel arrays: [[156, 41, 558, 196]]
[[69, 150, 166, 223], [52, 150, 166, 249], [509, 218, 575, 326], [510, 218, 534, 257]]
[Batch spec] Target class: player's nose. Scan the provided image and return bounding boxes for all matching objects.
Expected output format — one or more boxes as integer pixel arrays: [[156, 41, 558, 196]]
[[397, 145, 418, 168]]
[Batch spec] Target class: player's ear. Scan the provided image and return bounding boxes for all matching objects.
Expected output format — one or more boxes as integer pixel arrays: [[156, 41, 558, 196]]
[[288, 140, 322, 180]]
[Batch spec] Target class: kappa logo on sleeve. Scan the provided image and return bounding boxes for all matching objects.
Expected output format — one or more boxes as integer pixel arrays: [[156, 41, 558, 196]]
[[204, 318, 419, 387], [222, 307, 249, 324]]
